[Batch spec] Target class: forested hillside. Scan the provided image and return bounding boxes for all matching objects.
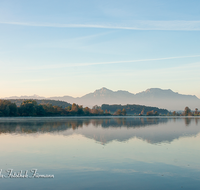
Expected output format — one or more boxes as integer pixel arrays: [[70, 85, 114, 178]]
[[101, 104, 169, 115], [0, 100, 111, 117]]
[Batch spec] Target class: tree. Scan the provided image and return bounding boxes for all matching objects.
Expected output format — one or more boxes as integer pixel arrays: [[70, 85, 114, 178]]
[[92, 109, 98, 115], [71, 103, 78, 112], [66, 106, 71, 110], [114, 109, 122, 116], [146, 110, 154, 116], [0, 100, 17, 116], [195, 108, 198, 115], [19, 100, 37, 116], [21, 100, 37, 106], [122, 108, 127, 116], [184, 107, 191, 116], [173, 111, 177, 116], [4, 105, 10, 116], [83, 107, 90, 115], [36, 105, 45, 116], [92, 105, 100, 110], [77, 105, 84, 115], [9, 103, 17, 116], [154, 111, 159, 116]]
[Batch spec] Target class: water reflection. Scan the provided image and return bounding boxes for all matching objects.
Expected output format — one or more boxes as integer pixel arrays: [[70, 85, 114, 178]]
[[0, 117, 200, 144], [0, 117, 200, 190], [195, 118, 198, 125], [185, 117, 192, 126]]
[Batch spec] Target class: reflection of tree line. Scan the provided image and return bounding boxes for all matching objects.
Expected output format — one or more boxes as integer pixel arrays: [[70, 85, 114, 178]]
[[96, 118, 169, 128], [0, 118, 199, 134], [172, 117, 199, 126], [185, 117, 199, 126]]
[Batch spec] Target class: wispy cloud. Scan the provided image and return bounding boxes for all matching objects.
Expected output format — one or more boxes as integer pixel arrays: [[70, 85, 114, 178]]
[[27, 31, 112, 49], [64, 55, 200, 68], [55, 61, 200, 79], [28, 55, 200, 70], [1, 55, 200, 73], [1, 20, 200, 31]]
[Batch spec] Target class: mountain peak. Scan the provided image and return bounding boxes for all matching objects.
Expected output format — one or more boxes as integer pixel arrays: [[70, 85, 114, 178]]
[[33, 94, 41, 98], [144, 88, 173, 93], [94, 87, 113, 93], [5, 94, 45, 99]]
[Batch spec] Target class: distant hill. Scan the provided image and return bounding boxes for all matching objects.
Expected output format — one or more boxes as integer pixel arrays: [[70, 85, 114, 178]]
[[9, 99, 71, 108], [6, 95, 45, 99], [101, 104, 169, 115], [5, 87, 200, 110]]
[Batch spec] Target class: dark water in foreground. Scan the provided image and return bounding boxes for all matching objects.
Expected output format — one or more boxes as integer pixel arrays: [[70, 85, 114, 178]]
[[0, 116, 200, 190]]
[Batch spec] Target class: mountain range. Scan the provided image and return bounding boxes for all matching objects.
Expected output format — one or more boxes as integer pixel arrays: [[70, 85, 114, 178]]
[[4, 88, 200, 110]]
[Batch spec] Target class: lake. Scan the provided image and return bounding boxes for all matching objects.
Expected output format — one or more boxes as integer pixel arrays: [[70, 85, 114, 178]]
[[0, 116, 200, 190]]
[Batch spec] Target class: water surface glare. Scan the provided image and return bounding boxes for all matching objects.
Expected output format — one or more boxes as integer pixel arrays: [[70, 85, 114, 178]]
[[0, 116, 200, 190]]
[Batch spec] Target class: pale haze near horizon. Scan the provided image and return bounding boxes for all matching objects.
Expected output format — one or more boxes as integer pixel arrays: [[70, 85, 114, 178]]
[[0, 0, 200, 98]]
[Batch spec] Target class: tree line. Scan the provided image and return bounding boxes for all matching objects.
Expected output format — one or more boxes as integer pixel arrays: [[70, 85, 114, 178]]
[[0, 99, 199, 117], [0, 100, 112, 117], [172, 107, 200, 116], [101, 104, 168, 115]]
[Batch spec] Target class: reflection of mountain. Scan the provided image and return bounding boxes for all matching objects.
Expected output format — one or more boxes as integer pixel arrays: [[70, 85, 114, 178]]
[[60, 118, 200, 144], [0, 117, 199, 144]]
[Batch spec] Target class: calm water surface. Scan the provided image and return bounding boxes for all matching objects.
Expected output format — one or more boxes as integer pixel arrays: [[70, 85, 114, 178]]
[[0, 116, 200, 190]]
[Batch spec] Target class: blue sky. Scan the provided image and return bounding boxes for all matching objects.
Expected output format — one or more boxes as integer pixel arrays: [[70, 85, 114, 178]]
[[0, 0, 200, 98]]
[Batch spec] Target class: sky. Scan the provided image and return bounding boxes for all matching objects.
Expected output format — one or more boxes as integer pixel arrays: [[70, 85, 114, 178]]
[[0, 0, 200, 98]]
